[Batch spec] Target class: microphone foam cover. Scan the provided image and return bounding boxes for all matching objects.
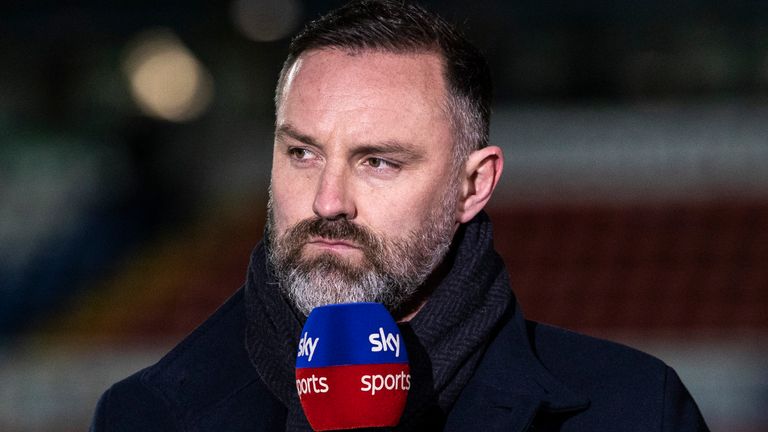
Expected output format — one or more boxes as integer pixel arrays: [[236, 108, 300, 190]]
[[296, 302, 410, 431]]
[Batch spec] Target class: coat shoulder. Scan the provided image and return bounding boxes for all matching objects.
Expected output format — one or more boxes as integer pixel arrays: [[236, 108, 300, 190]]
[[524, 320, 709, 431], [91, 288, 285, 431], [527, 320, 668, 384]]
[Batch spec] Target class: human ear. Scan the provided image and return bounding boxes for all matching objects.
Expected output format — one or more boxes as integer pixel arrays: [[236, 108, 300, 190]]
[[456, 145, 504, 223]]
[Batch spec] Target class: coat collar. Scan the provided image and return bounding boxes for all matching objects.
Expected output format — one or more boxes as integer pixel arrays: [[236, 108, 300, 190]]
[[444, 302, 590, 431]]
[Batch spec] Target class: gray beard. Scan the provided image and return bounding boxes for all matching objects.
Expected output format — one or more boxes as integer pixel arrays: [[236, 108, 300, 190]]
[[274, 253, 414, 317], [266, 186, 457, 317]]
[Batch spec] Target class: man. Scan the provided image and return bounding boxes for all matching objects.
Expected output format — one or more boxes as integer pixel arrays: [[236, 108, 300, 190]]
[[91, 1, 709, 431]]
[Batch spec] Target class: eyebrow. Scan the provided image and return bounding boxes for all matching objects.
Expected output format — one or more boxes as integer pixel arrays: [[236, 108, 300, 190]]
[[275, 123, 320, 147], [275, 123, 426, 162]]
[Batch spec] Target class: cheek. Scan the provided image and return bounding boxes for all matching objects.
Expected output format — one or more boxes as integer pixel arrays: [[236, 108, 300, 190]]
[[357, 182, 447, 235], [270, 166, 316, 233]]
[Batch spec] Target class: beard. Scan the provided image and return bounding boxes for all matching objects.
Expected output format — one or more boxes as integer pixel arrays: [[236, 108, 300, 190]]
[[266, 186, 458, 317]]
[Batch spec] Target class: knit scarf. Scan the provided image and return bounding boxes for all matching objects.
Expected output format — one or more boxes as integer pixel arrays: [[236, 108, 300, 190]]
[[244, 212, 514, 431]]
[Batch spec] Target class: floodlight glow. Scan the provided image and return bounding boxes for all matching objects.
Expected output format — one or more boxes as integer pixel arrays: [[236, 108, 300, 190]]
[[122, 29, 214, 122]]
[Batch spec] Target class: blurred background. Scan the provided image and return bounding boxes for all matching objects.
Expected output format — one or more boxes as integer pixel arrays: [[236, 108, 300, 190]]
[[1, 0, 767, 430]]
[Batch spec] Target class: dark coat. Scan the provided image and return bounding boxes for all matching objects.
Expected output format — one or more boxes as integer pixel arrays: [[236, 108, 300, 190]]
[[90, 288, 708, 431]]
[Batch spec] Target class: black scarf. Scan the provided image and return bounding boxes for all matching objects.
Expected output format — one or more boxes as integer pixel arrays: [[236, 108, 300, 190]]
[[244, 212, 514, 431]]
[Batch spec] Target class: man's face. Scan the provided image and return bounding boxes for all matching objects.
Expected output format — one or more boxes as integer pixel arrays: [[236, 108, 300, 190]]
[[268, 49, 460, 316]]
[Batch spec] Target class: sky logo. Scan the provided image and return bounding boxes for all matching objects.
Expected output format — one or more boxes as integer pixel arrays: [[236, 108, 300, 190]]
[[369, 327, 400, 358], [297, 332, 319, 362]]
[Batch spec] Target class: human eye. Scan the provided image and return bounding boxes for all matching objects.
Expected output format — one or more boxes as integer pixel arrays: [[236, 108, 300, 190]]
[[287, 147, 317, 162], [363, 157, 400, 171]]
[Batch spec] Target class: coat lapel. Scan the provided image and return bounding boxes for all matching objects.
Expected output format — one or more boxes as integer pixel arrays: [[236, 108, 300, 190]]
[[444, 303, 590, 432]]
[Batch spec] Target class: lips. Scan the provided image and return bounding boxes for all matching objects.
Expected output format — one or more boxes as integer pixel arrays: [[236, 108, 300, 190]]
[[307, 237, 360, 250]]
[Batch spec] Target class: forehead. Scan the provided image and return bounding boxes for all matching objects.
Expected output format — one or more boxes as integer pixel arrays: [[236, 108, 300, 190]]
[[277, 49, 451, 140]]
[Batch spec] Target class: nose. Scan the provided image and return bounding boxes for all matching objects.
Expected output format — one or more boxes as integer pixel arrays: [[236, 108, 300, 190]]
[[312, 165, 356, 220]]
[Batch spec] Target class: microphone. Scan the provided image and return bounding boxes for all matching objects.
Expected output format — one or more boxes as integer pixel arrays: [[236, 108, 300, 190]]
[[295, 302, 410, 431]]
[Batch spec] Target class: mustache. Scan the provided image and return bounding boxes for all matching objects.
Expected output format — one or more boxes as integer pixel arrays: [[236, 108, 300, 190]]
[[284, 217, 381, 253]]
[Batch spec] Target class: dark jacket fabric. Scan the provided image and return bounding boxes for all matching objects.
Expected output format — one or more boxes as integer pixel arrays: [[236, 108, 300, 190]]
[[90, 287, 708, 431], [91, 213, 709, 431]]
